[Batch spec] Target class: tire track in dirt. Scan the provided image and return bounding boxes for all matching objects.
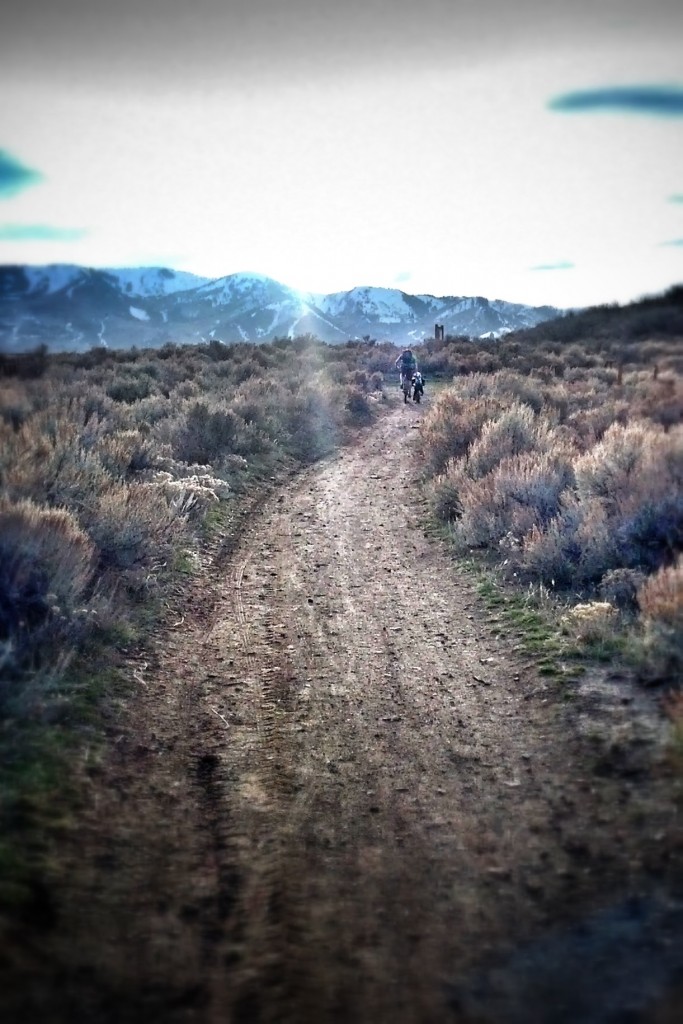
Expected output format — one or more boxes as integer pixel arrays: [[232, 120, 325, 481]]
[[216, 541, 315, 1021], [20, 397, 681, 1024]]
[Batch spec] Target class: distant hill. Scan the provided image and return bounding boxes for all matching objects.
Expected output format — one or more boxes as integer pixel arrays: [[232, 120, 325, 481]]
[[0, 264, 564, 352], [505, 284, 683, 348]]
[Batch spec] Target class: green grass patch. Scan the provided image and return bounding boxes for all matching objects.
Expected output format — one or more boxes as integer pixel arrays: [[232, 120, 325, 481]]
[[430, 511, 636, 692], [202, 500, 232, 537], [450, 551, 592, 687], [579, 635, 629, 663], [173, 548, 198, 575]]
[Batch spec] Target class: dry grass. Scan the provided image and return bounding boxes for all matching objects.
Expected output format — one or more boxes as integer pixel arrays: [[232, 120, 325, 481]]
[[560, 601, 617, 643]]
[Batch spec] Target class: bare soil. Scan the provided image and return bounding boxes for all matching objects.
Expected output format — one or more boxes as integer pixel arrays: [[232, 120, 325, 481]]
[[5, 398, 683, 1023]]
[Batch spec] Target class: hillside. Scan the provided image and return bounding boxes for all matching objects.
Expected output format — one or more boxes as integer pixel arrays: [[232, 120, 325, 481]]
[[505, 284, 683, 348], [0, 264, 563, 351]]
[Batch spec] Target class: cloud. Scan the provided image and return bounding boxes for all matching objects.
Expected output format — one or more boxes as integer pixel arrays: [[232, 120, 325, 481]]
[[529, 261, 575, 271], [394, 271, 412, 284], [0, 150, 43, 198], [668, 195, 683, 203], [0, 224, 87, 241], [548, 85, 683, 117], [660, 238, 683, 247]]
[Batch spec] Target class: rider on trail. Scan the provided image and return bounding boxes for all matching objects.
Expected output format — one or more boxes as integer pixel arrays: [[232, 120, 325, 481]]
[[395, 348, 418, 389]]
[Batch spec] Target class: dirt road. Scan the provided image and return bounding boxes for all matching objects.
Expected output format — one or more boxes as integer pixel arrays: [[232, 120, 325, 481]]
[[15, 399, 682, 1023]]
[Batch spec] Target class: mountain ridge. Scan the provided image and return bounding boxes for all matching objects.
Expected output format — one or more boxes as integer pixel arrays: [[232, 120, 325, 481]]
[[0, 263, 566, 352]]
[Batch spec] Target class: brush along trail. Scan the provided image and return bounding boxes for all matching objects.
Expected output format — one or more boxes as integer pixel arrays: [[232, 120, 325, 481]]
[[26, 399, 681, 1023]]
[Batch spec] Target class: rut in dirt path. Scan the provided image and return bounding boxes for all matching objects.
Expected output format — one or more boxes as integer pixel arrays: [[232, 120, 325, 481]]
[[21, 400, 682, 1024]]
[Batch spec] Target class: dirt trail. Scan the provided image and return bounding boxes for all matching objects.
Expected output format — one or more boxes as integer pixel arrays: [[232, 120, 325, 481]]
[[13, 400, 682, 1023]]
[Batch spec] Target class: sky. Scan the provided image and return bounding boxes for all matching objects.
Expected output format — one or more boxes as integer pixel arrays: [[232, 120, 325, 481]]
[[1, 0, 683, 308]]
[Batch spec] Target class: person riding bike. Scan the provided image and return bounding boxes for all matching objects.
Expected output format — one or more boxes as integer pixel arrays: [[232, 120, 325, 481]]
[[395, 348, 418, 389]]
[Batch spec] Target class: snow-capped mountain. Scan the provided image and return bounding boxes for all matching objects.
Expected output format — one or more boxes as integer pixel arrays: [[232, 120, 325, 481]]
[[104, 266, 211, 297], [6, 264, 210, 300], [0, 264, 565, 352], [314, 286, 433, 324]]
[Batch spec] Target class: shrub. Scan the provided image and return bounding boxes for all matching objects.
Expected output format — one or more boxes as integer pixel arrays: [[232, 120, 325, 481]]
[[636, 558, 683, 682], [560, 601, 617, 643], [519, 496, 618, 587], [345, 389, 373, 423], [0, 345, 48, 380], [584, 423, 683, 569], [151, 471, 226, 521], [573, 421, 652, 506], [0, 383, 33, 430], [599, 568, 647, 611], [447, 450, 573, 551], [96, 430, 158, 479], [171, 401, 242, 464], [0, 498, 95, 686], [286, 386, 338, 461], [638, 557, 683, 628], [447, 471, 504, 547], [1, 410, 110, 509], [465, 403, 568, 479], [106, 374, 153, 404], [86, 482, 185, 571], [430, 464, 463, 523], [499, 419, 683, 587], [615, 492, 683, 572], [418, 390, 504, 474]]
